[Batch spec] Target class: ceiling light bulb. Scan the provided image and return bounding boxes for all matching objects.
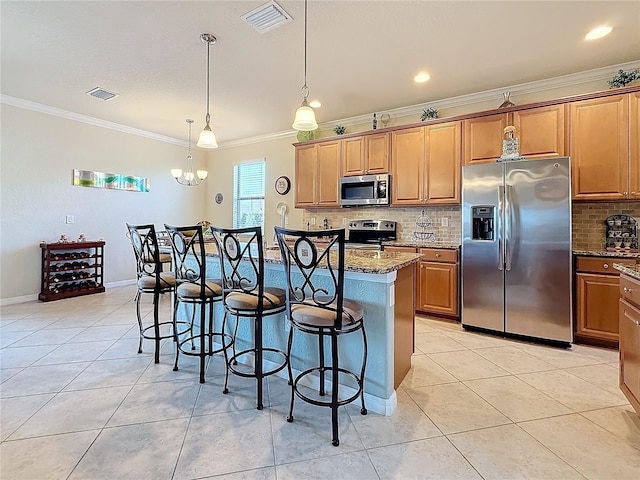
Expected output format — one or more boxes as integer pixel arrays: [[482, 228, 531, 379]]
[[309, 100, 321, 108], [414, 73, 430, 83], [171, 169, 183, 179], [585, 26, 612, 40], [197, 170, 208, 180]]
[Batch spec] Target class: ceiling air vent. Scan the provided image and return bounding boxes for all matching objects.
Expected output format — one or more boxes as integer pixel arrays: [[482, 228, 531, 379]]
[[242, 0, 292, 34], [86, 87, 119, 101]]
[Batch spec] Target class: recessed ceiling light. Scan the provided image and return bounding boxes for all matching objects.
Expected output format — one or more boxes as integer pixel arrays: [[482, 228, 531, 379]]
[[585, 26, 612, 40], [86, 87, 119, 101], [414, 72, 430, 83], [309, 100, 321, 108]]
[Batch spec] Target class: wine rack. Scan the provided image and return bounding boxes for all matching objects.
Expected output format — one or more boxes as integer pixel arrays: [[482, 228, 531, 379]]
[[39, 240, 105, 301]]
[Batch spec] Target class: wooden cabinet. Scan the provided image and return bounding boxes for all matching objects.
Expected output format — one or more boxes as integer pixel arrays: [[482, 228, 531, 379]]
[[342, 133, 389, 177], [513, 104, 567, 159], [463, 113, 508, 165], [463, 105, 567, 165], [619, 273, 640, 415], [570, 94, 630, 200], [40, 240, 105, 301], [417, 248, 459, 317], [391, 122, 461, 205], [391, 127, 425, 204], [574, 255, 636, 346], [295, 141, 340, 208], [630, 91, 640, 198]]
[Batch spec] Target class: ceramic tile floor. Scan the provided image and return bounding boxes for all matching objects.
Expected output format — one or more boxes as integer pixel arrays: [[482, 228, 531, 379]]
[[1, 285, 640, 479]]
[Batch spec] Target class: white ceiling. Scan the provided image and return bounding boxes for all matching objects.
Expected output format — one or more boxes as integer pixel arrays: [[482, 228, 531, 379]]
[[2, 1, 639, 145]]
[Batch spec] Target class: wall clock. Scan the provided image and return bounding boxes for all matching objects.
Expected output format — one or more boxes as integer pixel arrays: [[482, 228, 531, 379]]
[[275, 175, 291, 195]]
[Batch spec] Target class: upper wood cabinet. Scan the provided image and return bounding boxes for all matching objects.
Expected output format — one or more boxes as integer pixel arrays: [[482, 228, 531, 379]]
[[630, 91, 640, 198], [570, 94, 629, 200], [295, 141, 340, 208], [463, 105, 567, 165], [342, 133, 389, 177], [391, 122, 461, 205], [391, 127, 425, 204], [463, 113, 508, 165], [513, 104, 567, 159], [425, 121, 461, 204]]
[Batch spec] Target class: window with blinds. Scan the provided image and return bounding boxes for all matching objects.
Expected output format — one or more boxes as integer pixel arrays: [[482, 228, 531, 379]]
[[233, 161, 265, 229]]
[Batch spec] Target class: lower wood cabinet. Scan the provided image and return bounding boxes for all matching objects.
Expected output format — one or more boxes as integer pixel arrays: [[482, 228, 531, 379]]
[[384, 246, 459, 318], [619, 274, 640, 415], [574, 256, 637, 346]]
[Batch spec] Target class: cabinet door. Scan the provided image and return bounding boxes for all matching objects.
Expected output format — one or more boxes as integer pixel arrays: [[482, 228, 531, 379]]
[[341, 136, 365, 177], [425, 121, 461, 204], [418, 261, 458, 316], [630, 91, 640, 198], [570, 94, 629, 200], [391, 127, 425, 205], [316, 141, 340, 207], [295, 145, 317, 207], [463, 113, 508, 165], [619, 298, 640, 414], [576, 272, 620, 342], [513, 104, 567, 159], [366, 133, 390, 174]]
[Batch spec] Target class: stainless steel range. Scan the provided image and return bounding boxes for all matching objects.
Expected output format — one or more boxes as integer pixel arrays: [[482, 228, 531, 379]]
[[347, 220, 397, 250]]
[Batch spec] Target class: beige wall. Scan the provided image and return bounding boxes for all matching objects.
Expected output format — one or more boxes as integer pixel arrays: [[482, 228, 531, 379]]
[[207, 135, 303, 246], [0, 105, 209, 301]]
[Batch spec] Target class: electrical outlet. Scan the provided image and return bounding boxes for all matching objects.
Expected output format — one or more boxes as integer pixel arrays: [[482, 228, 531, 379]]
[[65, 215, 75, 224], [310, 217, 316, 225], [441, 217, 449, 227]]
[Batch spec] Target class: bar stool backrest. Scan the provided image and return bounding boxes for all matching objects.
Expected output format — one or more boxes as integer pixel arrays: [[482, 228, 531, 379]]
[[126, 223, 162, 279], [164, 224, 210, 297], [210, 226, 266, 312], [274, 227, 346, 330]]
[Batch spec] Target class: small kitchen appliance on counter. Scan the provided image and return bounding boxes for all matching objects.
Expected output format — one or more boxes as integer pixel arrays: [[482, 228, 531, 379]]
[[346, 220, 396, 250]]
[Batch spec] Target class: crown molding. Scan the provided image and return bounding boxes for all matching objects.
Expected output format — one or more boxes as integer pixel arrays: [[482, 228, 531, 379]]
[[0, 95, 187, 147], [3, 60, 639, 149]]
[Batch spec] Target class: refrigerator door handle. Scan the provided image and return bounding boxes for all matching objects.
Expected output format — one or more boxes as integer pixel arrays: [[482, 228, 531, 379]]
[[497, 186, 504, 271], [505, 184, 512, 271]]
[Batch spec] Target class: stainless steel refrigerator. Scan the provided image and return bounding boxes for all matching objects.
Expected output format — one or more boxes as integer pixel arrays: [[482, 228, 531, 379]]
[[461, 157, 572, 344]]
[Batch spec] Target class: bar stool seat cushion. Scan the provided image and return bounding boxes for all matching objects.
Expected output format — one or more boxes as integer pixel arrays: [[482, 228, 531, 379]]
[[138, 272, 176, 290], [143, 253, 172, 264], [177, 279, 223, 298], [291, 298, 363, 328], [226, 287, 286, 311]]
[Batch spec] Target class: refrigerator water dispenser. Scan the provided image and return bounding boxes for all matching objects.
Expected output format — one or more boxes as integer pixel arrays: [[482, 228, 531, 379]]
[[471, 206, 494, 240]]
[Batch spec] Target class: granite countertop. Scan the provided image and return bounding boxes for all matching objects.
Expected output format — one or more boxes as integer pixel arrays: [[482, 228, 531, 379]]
[[383, 241, 459, 249], [613, 263, 640, 280], [573, 249, 640, 259], [202, 243, 424, 275]]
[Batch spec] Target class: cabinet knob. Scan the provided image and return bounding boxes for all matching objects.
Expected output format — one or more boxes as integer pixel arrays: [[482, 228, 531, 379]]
[[624, 287, 632, 293], [603, 263, 609, 269], [435, 253, 441, 257], [623, 192, 628, 196]]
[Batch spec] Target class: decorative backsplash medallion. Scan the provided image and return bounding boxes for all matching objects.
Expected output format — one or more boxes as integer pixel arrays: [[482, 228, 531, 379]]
[[605, 214, 638, 251]]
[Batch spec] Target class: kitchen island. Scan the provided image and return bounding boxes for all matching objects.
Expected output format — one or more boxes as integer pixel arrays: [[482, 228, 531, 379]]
[[200, 245, 423, 415]]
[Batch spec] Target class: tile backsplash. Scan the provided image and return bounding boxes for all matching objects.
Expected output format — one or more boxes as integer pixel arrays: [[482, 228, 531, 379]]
[[302, 202, 640, 250]]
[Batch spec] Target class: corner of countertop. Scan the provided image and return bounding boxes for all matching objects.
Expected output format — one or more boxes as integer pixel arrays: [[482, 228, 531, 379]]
[[573, 249, 640, 259]]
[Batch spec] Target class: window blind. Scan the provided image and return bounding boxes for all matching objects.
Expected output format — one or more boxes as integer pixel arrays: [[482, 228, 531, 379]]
[[233, 161, 265, 229]]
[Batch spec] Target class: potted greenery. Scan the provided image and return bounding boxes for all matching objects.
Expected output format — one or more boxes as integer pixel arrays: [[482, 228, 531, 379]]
[[608, 68, 640, 88], [333, 125, 346, 135], [420, 107, 438, 121]]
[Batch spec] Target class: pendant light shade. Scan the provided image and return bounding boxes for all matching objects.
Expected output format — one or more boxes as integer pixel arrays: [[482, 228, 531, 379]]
[[292, 0, 317, 131], [197, 33, 219, 149], [172, 119, 208, 186]]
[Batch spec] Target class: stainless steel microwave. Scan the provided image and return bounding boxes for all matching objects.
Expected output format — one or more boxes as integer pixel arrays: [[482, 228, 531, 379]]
[[339, 174, 390, 206]]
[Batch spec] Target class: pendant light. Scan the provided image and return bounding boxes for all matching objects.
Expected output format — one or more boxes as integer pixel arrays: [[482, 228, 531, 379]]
[[197, 33, 218, 148], [172, 119, 208, 186], [292, 0, 318, 131]]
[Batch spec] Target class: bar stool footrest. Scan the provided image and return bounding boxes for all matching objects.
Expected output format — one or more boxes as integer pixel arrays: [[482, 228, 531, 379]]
[[140, 320, 191, 341], [293, 366, 363, 408], [228, 347, 288, 378], [176, 332, 234, 357]]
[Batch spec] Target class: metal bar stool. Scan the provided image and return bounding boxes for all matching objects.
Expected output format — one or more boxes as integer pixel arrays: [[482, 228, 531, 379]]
[[164, 224, 232, 383], [274, 227, 368, 446], [126, 223, 190, 364], [210, 226, 288, 410]]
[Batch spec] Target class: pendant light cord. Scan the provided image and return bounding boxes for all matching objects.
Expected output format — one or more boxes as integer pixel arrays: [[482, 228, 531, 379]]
[[302, 0, 309, 99], [205, 39, 211, 124]]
